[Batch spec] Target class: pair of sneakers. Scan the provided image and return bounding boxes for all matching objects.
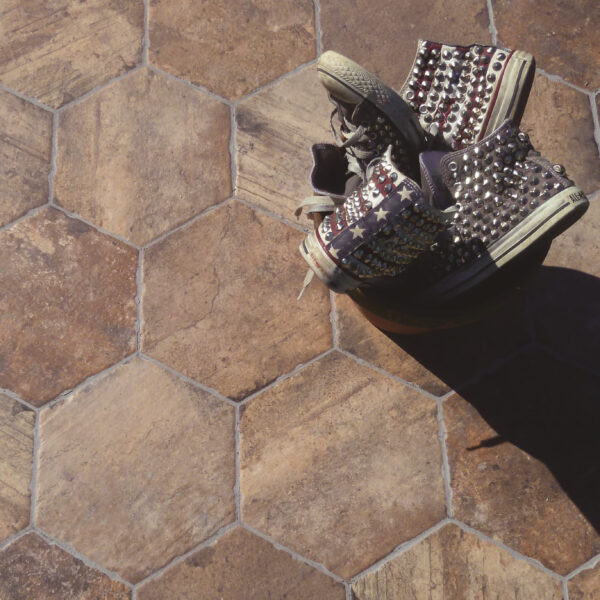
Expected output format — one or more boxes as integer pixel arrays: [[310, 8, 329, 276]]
[[299, 41, 589, 304]]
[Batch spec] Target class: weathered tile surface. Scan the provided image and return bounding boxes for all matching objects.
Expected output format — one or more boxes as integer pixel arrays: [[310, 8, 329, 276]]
[[336, 290, 530, 396], [0, 90, 52, 228], [240, 351, 445, 578], [236, 65, 332, 221], [138, 527, 345, 600], [0, 394, 34, 542], [445, 349, 600, 574], [142, 200, 332, 400], [149, 0, 315, 100], [0, 532, 130, 600], [320, 0, 491, 89], [352, 524, 562, 599], [569, 562, 600, 600], [521, 75, 600, 195], [0, 0, 143, 108], [493, 0, 600, 89], [55, 68, 231, 246], [36, 357, 235, 583], [0, 207, 137, 406]]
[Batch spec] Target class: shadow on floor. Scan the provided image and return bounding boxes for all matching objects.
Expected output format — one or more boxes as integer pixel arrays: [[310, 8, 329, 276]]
[[388, 265, 600, 534]]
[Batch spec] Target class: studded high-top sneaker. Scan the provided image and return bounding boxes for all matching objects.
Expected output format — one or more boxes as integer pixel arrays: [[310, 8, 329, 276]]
[[299, 147, 448, 293], [412, 120, 589, 303]]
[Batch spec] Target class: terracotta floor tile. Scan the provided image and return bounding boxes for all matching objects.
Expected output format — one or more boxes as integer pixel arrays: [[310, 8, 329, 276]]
[[36, 357, 235, 583], [493, 0, 600, 89], [521, 75, 600, 195], [138, 527, 345, 600], [236, 65, 332, 221], [320, 0, 491, 89], [0, 394, 34, 542], [240, 351, 445, 578], [569, 562, 600, 600], [149, 0, 315, 100], [0, 0, 143, 108], [352, 523, 562, 599], [445, 349, 600, 574], [0, 207, 137, 406], [0, 90, 52, 228], [141, 200, 332, 400], [54, 68, 231, 246], [0, 532, 130, 600]]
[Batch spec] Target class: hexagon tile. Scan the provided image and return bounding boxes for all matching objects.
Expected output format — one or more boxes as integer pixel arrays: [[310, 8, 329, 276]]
[[569, 562, 600, 600], [149, 0, 316, 100], [0, 394, 34, 542], [352, 524, 563, 599], [141, 200, 332, 400], [137, 527, 345, 600], [36, 357, 236, 583], [54, 68, 232, 246], [0, 89, 52, 228], [240, 351, 445, 578], [0, 533, 130, 600], [0, 207, 137, 406], [0, 0, 143, 108], [445, 348, 600, 574]]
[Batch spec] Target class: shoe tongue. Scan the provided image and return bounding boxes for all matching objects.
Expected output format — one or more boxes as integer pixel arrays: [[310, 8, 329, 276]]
[[419, 151, 453, 210]]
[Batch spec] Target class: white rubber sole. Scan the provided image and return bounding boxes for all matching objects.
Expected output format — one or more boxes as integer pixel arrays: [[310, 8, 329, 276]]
[[422, 186, 589, 302]]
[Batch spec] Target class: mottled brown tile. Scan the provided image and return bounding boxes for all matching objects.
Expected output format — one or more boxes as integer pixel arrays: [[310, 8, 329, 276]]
[[445, 349, 600, 574], [521, 75, 600, 195], [569, 562, 600, 600], [352, 524, 562, 599], [0, 394, 34, 542], [36, 357, 235, 583], [321, 0, 491, 89], [0, 0, 143, 108], [493, 0, 600, 89], [0, 532, 130, 600], [0, 207, 137, 406], [241, 351, 445, 578], [142, 200, 332, 400], [149, 0, 315, 100], [236, 65, 332, 221], [0, 90, 52, 227], [55, 68, 231, 246], [138, 527, 345, 600]]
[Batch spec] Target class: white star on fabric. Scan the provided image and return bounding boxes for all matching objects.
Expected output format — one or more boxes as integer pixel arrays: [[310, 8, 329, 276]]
[[329, 246, 340, 259], [399, 185, 413, 202], [375, 208, 389, 221], [351, 226, 366, 239]]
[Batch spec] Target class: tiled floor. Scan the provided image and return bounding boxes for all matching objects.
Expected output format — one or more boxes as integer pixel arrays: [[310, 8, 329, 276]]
[[0, 1, 599, 598]]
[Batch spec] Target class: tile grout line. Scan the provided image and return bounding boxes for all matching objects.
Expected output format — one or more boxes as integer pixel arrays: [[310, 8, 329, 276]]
[[0, 526, 34, 552], [590, 91, 600, 158], [142, 196, 233, 250], [234, 405, 242, 521], [449, 518, 564, 580], [57, 66, 143, 113], [313, 0, 323, 55], [138, 353, 237, 407], [345, 582, 352, 600], [142, 0, 149, 65], [133, 521, 239, 590], [135, 249, 144, 352], [349, 519, 450, 583], [486, 0, 498, 45], [28, 411, 41, 527], [562, 579, 570, 600], [329, 291, 339, 348], [0, 387, 38, 412], [47, 112, 58, 204], [235, 197, 309, 233], [436, 399, 454, 518], [240, 523, 346, 584], [0, 82, 55, 112], [536, 67, 594, 97], [0, 204, 48, 234], [239, 348, 336, 406], [34, 527, 133, 588], [147, 65, 233, 106], [566, 552, 600, 580], [336, 348, 442, 402], [229, 105, 238, 195], [42, 353, 139, 411]]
